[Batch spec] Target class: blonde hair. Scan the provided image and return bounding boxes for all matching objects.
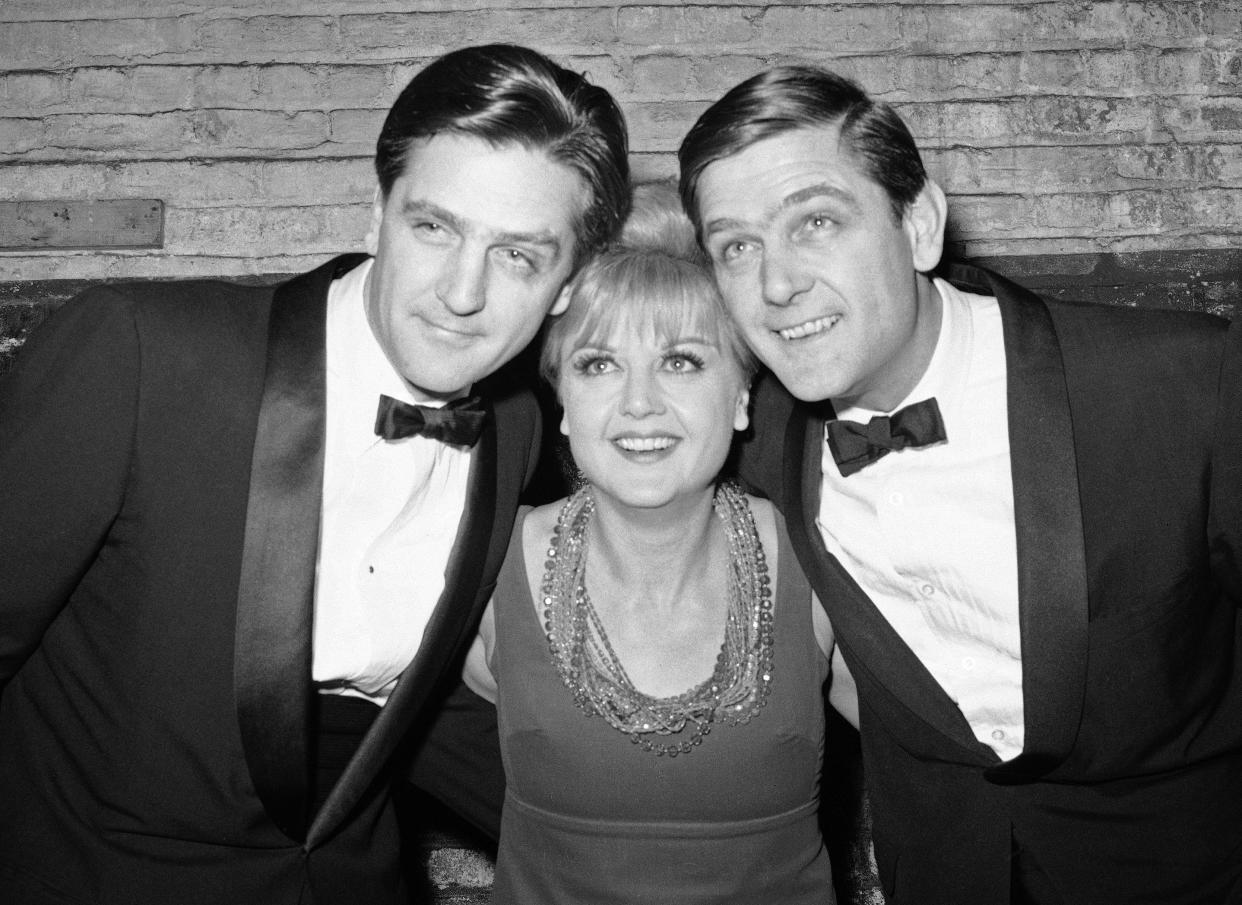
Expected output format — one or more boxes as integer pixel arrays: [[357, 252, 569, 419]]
[[540, 180, 755, 389]]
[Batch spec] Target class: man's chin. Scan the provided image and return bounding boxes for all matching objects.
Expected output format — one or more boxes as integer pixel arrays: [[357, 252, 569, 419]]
[[789, 387, 835, 404], [768, 368, 839, 405], [401, 372, 481, 403]]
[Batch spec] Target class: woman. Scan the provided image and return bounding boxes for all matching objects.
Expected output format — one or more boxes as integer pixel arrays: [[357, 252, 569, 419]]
[[464, 183, 857, 903]]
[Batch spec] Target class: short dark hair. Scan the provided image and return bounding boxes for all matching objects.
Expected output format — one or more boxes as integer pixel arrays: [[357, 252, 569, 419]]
[[679, 66, 926, 231], [376, 44, 631, 261]]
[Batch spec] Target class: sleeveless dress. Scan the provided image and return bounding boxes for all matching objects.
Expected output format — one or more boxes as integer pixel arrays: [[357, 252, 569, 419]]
[[491, 506, 836, 904]]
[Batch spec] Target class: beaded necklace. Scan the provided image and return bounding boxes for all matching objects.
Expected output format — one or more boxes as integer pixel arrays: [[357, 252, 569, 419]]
[[541, 481, 774, 757]]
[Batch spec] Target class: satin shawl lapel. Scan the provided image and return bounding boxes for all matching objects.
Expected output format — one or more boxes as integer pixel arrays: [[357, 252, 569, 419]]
[[308, 387, 524, 845], [235, 254, 368, 843], [784, 405, 989, 762], [961, 266, 1089, 783]]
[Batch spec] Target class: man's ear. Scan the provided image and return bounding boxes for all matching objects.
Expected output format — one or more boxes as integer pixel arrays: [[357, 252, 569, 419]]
[[903, 179, 947, 274], [733, 386, 751, 432], [364, 187, 384, 256], [550, 282, 573, 317]]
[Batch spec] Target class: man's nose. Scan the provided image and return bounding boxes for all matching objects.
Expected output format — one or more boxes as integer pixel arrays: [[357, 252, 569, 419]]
[[436, 246, 487, 316], [760, 243, 813, 307]]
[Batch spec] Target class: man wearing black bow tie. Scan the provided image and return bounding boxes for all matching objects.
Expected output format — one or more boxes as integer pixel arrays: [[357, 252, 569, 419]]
[[680, 66, 1242, 905], [0, 44, 628, 905]]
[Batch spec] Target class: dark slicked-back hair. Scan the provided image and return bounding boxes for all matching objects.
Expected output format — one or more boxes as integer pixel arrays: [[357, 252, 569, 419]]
[[376, 44, 631, 262], [679, 65, 926, 231]]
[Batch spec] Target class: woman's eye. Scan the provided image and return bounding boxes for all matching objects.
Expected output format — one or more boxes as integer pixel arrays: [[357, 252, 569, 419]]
[[571, 355, 614, 376], [663, 352, 704, 373]]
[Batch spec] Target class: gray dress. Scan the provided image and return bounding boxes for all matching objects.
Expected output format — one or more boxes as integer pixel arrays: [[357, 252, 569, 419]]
[[491, 507, 836, 904]]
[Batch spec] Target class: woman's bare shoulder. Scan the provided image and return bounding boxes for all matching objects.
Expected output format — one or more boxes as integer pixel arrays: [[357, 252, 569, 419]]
[[523, 499, 565, 545], [744, 492, 776, 521], [739, 492, 782, 577], [520, 499, 567, 589]]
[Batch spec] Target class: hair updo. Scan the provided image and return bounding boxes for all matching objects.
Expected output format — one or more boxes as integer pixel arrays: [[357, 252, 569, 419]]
[[540, 180, 755, 390]]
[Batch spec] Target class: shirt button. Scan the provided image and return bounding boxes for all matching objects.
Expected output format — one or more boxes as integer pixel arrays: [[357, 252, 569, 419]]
[[991, 729, 1006, 741], [962, 656, 976, 670], [919, 583, 936, 597], [888, 491, 904, 506]]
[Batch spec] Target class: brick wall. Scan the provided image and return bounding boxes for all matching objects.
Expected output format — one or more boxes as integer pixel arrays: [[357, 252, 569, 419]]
[[1, 3, 1239, 902], [1, 1, 1239, 287]]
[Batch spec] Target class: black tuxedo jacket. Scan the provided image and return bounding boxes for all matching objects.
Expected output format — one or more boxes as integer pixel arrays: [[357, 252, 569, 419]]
[[0, 255, 528, 904], [741, 262, 1242, 905]]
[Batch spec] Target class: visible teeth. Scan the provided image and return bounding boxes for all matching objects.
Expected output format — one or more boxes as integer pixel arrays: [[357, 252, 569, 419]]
[[615, 436, 674, 452], [778, 315, 839, 340]]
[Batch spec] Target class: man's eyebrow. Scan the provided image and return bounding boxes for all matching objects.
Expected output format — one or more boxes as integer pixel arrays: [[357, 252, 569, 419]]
[[783, 182, 860, 213], [401, 199, 462, 231], [702, 215, 745, 240], [703, 182, 860, 239], [400, 199, 562, 254], [494, 228, 562, 253]]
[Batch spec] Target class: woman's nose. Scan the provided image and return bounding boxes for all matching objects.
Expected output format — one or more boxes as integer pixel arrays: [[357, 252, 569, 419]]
[[620, 368, 664, 418]]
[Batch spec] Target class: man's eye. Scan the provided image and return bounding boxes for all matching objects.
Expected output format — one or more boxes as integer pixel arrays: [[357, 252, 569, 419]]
[[413, 222, 452, 242], [497, 248, 536, 272], [797, 214, 834, 237], [715, 240, 751, 264]]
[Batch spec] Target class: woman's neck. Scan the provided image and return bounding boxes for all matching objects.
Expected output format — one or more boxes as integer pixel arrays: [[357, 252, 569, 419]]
[[585, 485, 721, 613]]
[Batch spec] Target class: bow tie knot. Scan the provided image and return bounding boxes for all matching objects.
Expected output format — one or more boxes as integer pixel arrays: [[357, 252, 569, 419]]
[[827, 397, 947, 476], [374, 394, 487, 447]]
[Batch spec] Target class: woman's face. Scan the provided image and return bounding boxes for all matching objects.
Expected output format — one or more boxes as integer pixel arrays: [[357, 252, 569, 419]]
[[557, 308, 750, 510]]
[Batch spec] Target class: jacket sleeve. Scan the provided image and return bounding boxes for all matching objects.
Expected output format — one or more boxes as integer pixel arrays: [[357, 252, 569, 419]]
[[405, 678, 505, 840], [0, 288, 140, 686], [1209, 314, 1242, 604], [736, 371, 795, 502]]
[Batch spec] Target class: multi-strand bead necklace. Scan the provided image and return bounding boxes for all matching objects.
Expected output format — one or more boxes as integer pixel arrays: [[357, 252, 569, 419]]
[[541, 481, 774, 757]]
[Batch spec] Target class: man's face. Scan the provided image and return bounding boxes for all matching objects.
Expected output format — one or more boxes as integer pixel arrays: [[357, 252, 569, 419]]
[[694, 124, 945, 411], [365, 133, 585, 400]]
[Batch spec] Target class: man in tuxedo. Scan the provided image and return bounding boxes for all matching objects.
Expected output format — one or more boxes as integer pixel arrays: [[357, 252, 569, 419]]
[[679, 66, 1242, 904], [0, 44, 628, 905]]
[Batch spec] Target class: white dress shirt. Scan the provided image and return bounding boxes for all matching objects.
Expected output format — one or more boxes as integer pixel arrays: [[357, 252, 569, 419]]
[[312, 258, 473, 705], [817, 277, 1025, 760]]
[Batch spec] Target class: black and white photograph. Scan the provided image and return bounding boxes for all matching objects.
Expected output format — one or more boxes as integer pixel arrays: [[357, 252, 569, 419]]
[[2, 3, 1240, 903]]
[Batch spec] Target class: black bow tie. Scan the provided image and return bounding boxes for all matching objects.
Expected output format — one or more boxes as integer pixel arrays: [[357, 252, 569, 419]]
[[374, 394, 487, 447], [826, 397, 947, 477]]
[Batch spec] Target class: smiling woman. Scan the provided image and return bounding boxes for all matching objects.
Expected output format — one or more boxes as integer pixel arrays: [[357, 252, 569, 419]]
[[461, 181, 858, 905], [541, 194, 753, 512]]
